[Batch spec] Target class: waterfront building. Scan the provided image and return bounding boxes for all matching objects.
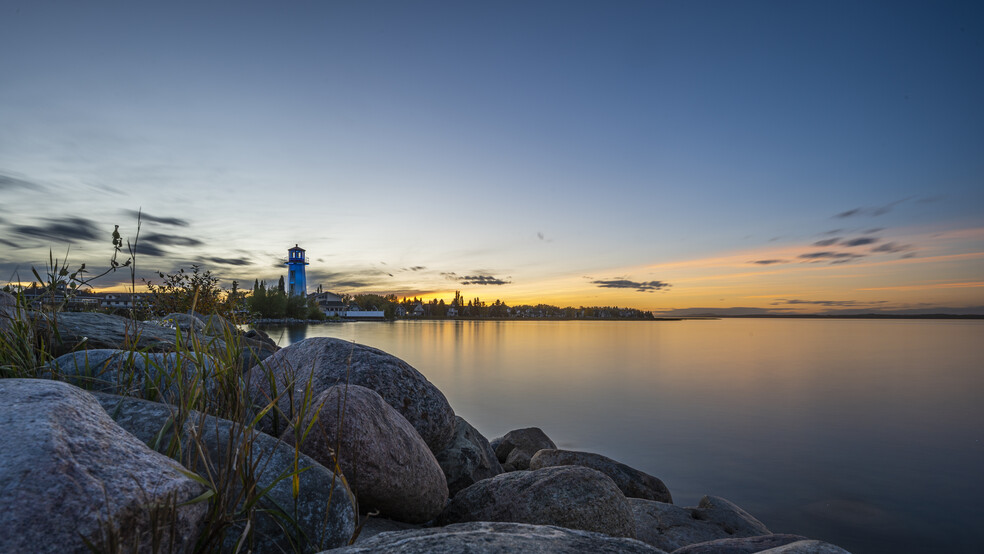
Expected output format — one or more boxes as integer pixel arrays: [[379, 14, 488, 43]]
[[285, 244, 309, 297], [313, 291, 346, 317]]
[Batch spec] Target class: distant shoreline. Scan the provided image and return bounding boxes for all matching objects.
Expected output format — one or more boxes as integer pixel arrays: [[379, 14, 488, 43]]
[[255, 313, 982, 324]]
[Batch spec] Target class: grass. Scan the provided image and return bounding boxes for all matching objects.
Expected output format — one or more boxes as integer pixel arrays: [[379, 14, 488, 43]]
[[0, 213, 370, 552], [1, 284, 357, 553]]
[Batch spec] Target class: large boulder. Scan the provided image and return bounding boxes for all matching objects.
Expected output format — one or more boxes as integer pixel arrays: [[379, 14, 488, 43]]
[[493, 427, 557, 470], [630, 496, 771, 551], [328, 522, 666, 553], [756, 540, 851, 553], [434, 415, 504, 496], [160, 312, 209, 334], [0, 290, 21, 335], [530, 449, 672, 503], [0, 379, 206, 553], [46, 349, 223, 405], [283, 384, 448, 524], [39, 311, 190, 354], [246, 337, 456, 453], [438, 466, 636, 539], [351, 517, 422, 544], [672, 534, 810, 554], [94, 392, 356, 552], [161, 313, 278, 370]]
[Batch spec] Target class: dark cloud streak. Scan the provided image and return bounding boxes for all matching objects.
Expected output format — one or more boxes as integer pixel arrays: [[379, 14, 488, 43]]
[[205, 256, 252, 266], [123, 210, 189, 227], [10, 217, 101, 243], [443, 272, 512, 286], [591, 278, 671, 293], [0, 174, 43, 191], [140, 233, 204, 247], [872, 242, 914, 254], [834, 198, 909, 219], [773, 299, 889, 307], [843, 237, 878, 247]]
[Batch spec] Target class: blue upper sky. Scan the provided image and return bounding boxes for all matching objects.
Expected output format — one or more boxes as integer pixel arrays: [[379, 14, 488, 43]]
[[1, 1, 982, 312]]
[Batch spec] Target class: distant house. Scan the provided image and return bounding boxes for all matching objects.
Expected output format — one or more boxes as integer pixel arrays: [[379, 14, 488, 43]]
[[99, 293, 146, 310], [312, 291, 347, 317], [394, 305, 407, 317], [446, 306, 458, 317], [413, 302, 425, 317], [343, 307, 385, 319]]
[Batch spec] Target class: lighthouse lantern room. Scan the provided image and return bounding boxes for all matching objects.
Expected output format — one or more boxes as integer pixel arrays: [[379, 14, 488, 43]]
[[285, 244, 309, 297]]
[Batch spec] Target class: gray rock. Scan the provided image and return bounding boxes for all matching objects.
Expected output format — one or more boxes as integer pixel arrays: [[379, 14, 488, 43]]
[[93, 392, 356, 552], [200, 313, 239, 338], [672, 534, 810, 554], [327, 522, 666, 553], [530, 448, 672, 503], [352, 517, 423, 544], [631, 496, 771, 551], [245, 327, 278, 349], [0, 290, 22, 335], [757, 540, 852, 553], [38, 311, 193, 354], [0, 379, 206, 554], [160, 312, 208, 334], [493, 427, 557, 468], [46, 349, 223, 405], [283, 384, 448, 524], [504, 447, 534, 471], [246, 337, 456, 453], [161, 313, 277, 370], [438, 466, 636, 539], [435, 415, 504, 495]]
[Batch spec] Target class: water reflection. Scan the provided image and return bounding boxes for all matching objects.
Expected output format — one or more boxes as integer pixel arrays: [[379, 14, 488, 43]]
[[257, 319, 984, 554]]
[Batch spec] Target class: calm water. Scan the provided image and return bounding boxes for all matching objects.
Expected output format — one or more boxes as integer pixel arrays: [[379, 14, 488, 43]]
[[258, 319, 984, 553]]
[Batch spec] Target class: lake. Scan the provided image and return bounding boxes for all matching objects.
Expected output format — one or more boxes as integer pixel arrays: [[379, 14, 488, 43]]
[[257, 318, 984, 553]]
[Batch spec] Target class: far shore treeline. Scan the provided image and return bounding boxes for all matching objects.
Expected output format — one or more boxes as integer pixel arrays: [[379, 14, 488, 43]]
[[3, 264, 656, 322]]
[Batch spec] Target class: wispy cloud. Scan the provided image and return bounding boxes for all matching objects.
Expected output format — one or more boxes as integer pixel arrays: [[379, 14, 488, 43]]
[[140, 233, 204, 247], [810, 236, 879, 249], [843, 237, 879, 247], [798, 251, 866, 261], [0, 173, 43, 191], [134, 243, 169, 257], [443, 272, 512, 286], [123, 210, 189, 227], [772, 299, 888, 307], [871, 241, 914, 254], [834, 198, 909, 219], [205, 256, 252, 266], [10, 217, 101, 243], [858, 281, 984, 292], [750, 259, 786, 265], [334, 280, 373, 288], [591, 278, 671, 292]]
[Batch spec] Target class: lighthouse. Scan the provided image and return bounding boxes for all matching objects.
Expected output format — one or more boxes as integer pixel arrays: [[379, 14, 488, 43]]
[[285, 244, 309, 297]]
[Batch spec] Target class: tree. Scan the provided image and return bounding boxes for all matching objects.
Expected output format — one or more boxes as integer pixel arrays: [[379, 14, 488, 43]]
[[144, 265, 231, 317]]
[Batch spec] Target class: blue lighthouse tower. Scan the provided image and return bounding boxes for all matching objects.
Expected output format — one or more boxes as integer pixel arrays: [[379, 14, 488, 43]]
[[285, 244, 309, 297]]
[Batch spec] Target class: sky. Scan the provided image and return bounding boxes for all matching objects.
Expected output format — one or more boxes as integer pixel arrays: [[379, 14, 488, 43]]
[[1, 1, 982, 314]]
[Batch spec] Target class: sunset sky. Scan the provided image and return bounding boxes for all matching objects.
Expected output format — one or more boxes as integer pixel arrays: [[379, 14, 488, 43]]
[[2, 1, 982, 314]]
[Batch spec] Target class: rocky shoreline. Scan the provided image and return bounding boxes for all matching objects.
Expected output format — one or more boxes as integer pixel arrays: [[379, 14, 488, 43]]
[[0, 293, 851, 553]]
